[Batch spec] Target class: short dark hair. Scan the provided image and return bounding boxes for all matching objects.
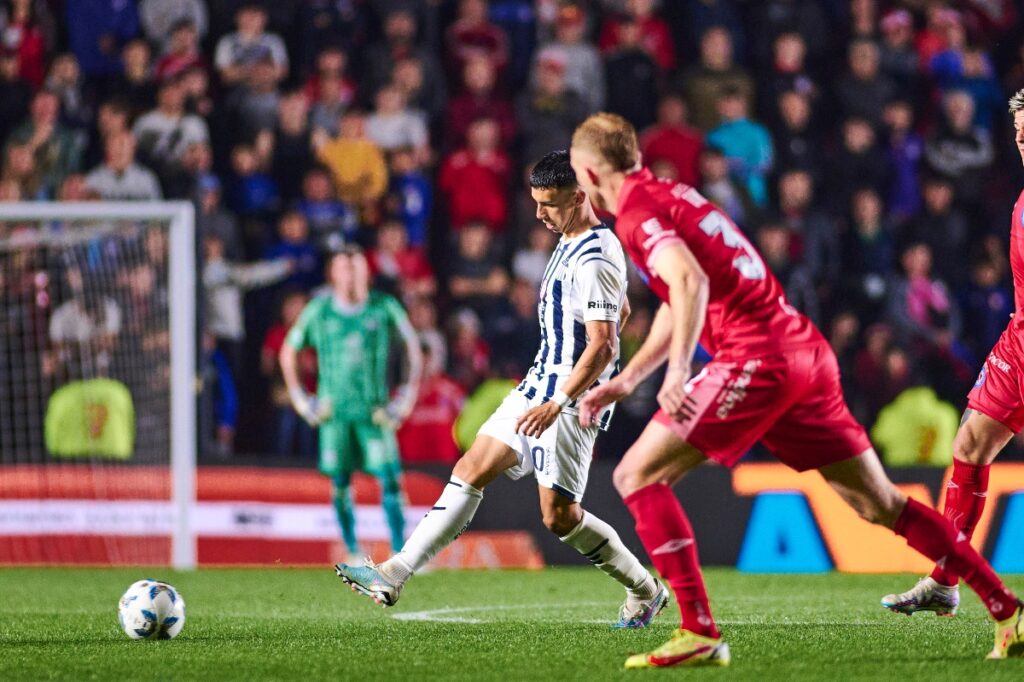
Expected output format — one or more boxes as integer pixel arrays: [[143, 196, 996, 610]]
[[529, 150, 577, 189]]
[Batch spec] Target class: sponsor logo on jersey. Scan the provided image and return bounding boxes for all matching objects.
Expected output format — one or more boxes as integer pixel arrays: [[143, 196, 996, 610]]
[[716, 359, 761, 420], [988, 353, 1012, 373], [974, 365, 988, 388], [651, 538, 695, 555], [587, 300, 618, 311]]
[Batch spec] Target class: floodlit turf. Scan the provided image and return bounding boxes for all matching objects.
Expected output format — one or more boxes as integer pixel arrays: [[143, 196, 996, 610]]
[[2, 567, 1023, 681]]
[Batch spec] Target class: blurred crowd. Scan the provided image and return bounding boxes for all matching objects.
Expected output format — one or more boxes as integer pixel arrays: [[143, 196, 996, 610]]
[[2, 0, 1024, 464]]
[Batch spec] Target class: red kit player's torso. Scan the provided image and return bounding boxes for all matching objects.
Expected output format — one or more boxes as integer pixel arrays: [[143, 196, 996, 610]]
[[1010, 189, 1024, 319], [616, 168, 823, 358]]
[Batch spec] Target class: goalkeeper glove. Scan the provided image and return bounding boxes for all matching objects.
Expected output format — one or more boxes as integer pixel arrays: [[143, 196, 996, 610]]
[[372, 384, 417, 429], [289, 387, 333, 427]]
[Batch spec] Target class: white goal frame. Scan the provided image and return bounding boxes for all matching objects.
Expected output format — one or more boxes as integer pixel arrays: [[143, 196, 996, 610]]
[[0, 201, 197, 569]]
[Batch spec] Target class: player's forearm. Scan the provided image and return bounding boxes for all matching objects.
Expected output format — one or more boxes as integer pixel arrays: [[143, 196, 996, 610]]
[[666, 272, 709, 370], [560, 336, 616, 401], [618, 303, 673, 388], [278, 343, 302, 394]]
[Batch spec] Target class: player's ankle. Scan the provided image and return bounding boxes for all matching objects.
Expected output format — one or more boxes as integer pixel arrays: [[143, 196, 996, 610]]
[[628, 574, 658, 600], [380, 555, 413, 585]]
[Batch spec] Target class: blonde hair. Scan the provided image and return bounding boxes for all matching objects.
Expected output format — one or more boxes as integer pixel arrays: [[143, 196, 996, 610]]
[[571, 113, 640, 172], [1010, 88, 1024, 115]]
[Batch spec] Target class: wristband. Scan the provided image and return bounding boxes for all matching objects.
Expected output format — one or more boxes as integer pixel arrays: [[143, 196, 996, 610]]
[[551, 390, 572, 408]]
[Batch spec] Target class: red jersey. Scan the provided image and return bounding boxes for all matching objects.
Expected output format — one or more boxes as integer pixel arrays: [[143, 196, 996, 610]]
[[616, 168, 822, 358], [1010, 189, 1024, 315]]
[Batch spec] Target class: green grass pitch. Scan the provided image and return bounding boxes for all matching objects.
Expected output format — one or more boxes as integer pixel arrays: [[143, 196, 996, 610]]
[[2, 567, 1023, 681]]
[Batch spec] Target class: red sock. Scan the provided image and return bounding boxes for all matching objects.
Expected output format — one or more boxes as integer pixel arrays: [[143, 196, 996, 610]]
[[896, 498, 1017, 620], [930, 460, 990, 586], [623, 483, 719, 638]]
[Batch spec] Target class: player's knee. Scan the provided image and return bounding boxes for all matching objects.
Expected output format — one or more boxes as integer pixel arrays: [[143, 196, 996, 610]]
[[612, 461, 643, 497], [541, 505, 581, 536]]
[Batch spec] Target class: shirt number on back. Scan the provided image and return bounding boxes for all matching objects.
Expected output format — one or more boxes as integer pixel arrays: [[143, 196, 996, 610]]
[[697, 211, 766, 281]]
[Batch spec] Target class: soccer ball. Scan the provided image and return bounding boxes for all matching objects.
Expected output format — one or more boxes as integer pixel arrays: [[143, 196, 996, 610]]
[[117, 579, 186, 640]]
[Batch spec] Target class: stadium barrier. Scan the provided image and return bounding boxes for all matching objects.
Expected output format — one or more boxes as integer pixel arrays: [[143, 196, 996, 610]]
[[1, 462, 1022, 571]]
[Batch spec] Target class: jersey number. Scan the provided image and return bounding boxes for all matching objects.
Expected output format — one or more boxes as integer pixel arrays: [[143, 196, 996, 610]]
[[697, 211, 766, 281]]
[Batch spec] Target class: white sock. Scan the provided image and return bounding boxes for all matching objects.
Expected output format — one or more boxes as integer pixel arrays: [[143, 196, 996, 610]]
[[382, 475, 483, 583], [561, 510, 656, 598]]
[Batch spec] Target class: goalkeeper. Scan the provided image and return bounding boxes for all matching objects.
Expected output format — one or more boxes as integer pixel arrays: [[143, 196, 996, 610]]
[[280, 245, 422, 560]]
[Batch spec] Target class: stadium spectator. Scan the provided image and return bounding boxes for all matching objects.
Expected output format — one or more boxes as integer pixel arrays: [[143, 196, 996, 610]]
[[391, 55, 447, 130], [901, 174, 970, 289], [699, 145, 757, 231], [755, 220, 819, 324], [835, 38, 898, 130], [197, 174, 243, 260], [959, 257, 1014, 364], [368, 219, 436, 299], [601, 17, 658, 132], [878, 9, 921, 94], [772, 89, 823, 181], [882, 99, 924, 224], [295, 0, 366, 75], [43, 53, 90, 132], [295, 165, 359, 251], [266, 89, 313, 205], [776, 168, 839, 289], [448, 221, 510, 325], [366, 84, 430, 161], [827, 116, 890, 215], [761, 31, 818, 126], [924, 89, 993, 216], [597, 0, 674, 72], [110, 39, 157, 117], [887, 242, 961, 353], [214, 3, 288, 88], [516, 53, 587, 165], [532, 4, 604, 112], [154, 19, 208, 83], [445, 55, 516, 150], [363, 9, 445, 102], [65, 0, 138, 83], [139, 0, 207, 53], [487, 276, 542, 377], [749, 0, 830, 67], [512, 223, 558, 287], [841, 187, 896, 324], [447, 307, 491, 390], [315, 109, 388, 209], [706, 86, 773, 206], [263, 211, 321, 292], [224, 54, 281, 143], [202, 330, 239, 457], [1, 142, 38, 197], [49, 267, 121, 377], [225, 142, 278, 231], [308, 69, 349, 137], [639, 93, 702, 188], [0, 47, 30, 141], [0, 0, 54, 90], [386, 146, 432, 248], [677, 26, 754, 132], [445, 0, 508, 84], [5, 89, 81, 196], [397, 342, 466, 464], [407, 295, 448, 373], [438, 117, 511, 232], [133, 76, 210, 179], [261, 289, 317, 457], [84, 132, 161, 201]]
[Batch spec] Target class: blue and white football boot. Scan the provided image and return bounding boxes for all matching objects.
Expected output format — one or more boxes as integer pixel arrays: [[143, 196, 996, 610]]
[[613, 580, 670, 629], [335, 559, 402, 607], [881, 576, 959, 616]]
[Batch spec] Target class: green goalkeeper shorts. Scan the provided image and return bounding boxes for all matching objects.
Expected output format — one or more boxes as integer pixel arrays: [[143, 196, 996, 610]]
[[319, 418, 400, 479]]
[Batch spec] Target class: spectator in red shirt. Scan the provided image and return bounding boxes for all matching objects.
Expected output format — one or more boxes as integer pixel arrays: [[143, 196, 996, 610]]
[[397, 343, 466, 464], [445, 0, 508, 85], [2, 0, 53, 90], [154, 19, 208, 83], [445, 55, 516, 150], [639, 93, 703, 187], [368, 219, 437, 298], [597, 0, 675, 72], [261, 289, 317, 456], [438, 117, 510, 231]]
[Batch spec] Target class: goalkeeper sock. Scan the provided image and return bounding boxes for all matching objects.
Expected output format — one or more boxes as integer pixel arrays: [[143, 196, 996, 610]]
[[930, 460, 989, 587], [560, 510, 656, 598], [382, 475, 483, 584], [624, 483, 720, 639], [380, 478, 406, 554], [333, 484, 359, 554]]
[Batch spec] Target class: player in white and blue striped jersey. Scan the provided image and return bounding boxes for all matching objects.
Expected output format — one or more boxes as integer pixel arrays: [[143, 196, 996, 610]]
[[337, 151, 668, 628]]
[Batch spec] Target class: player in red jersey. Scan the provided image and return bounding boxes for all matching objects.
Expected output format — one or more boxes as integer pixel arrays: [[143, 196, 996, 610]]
[[881, 89, 1024, 618], [569, 113, 1024, 668]]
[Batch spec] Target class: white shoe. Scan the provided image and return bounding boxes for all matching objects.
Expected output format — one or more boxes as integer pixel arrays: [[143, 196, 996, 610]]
[[613, 581, 669, 629], [881, 576, 959, 616]]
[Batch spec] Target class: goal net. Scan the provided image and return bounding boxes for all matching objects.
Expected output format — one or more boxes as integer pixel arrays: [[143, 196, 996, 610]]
[[0, 202, 196, 568]]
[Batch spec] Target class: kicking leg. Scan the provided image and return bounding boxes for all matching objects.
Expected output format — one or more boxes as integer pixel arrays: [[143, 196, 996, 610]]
[[335, 434, 516, 606], [539, 487, 667, 628]]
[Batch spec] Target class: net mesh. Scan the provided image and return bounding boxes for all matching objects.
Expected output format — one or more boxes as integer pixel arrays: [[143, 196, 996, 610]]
[[0, 217, 176, 564]]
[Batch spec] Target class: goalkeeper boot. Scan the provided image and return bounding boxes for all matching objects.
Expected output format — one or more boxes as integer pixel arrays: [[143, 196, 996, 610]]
[[613, 581, 669, 629], [335, 559, 402, 607], [881, 576, 959, 616], [624, 628, 730, 669], [988, 600, 1024, 660]]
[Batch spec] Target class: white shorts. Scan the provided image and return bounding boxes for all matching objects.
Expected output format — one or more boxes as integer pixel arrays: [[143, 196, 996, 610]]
[[477, 390, 598, 502]]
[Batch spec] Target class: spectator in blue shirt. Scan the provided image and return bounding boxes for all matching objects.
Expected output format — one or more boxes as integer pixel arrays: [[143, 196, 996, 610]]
[[387, 146, 432, 248], [706, 86, 774, 206], [66, 0, 139, 81], [295, 165, 359, 251], [263, 211, 322, 292]]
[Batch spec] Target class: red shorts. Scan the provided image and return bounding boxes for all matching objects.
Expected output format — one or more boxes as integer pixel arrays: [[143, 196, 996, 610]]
[[653, 342, 871, 471], [967, 325, 1024, 433]]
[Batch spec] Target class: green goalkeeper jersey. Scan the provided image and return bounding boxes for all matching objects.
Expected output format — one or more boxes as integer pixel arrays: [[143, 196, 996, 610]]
[[285, 291, 412, 420]]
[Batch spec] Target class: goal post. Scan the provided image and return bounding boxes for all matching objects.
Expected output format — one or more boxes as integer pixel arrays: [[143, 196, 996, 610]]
[[0, 201, 197, 569]]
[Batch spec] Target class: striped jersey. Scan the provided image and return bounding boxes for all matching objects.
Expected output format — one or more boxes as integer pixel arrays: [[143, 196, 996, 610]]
[[517, 224, 628, 430]]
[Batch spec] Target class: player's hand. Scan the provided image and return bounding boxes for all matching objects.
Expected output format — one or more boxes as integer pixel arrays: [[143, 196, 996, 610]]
[[578, 376, 634, 428], [658, 365, 697, 422], [289, 387, 332, 427], [372, 402, 405, 430], [515, 401, 562, 438]]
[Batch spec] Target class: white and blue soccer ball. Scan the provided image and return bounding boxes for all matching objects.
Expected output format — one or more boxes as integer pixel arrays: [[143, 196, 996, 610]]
[[117, 579, 186, 640]]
